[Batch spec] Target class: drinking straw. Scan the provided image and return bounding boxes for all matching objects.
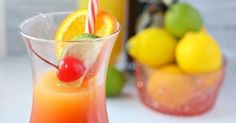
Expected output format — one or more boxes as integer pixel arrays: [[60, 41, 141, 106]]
[[86, 0, 98, 33]]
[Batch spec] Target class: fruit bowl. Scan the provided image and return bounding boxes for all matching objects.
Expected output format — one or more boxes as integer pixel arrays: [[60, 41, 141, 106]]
[[135, 61, 226, 116]]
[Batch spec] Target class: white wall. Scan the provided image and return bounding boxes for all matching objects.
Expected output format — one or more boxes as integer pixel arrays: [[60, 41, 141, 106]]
[[5, 0, 77, 55], [0, 0, 6, 57]]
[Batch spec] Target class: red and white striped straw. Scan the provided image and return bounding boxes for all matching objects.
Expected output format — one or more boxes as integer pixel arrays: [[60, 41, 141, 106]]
[[86, 0, 99, 33]]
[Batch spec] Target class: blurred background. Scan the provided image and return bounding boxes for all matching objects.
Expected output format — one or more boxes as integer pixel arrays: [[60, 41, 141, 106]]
[[1, 0, 77, 56], [0, 0, 236, 57], [0, 0, 236, 123]]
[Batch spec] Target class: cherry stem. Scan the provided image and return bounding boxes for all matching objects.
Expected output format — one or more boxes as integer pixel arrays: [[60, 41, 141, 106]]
[[27, 39, 59, 69]]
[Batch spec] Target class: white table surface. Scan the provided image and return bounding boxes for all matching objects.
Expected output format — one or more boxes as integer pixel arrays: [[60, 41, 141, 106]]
[[0, 55, 236, 123]]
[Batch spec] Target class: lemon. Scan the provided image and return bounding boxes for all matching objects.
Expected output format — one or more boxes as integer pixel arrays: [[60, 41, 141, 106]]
[[176, 31, 222, 73], [127, 28, 177, 67]]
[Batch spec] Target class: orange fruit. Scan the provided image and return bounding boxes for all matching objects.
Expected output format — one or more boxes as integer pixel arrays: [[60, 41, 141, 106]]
[[55, 9, 117, 58], [147, 65, 193, 108]]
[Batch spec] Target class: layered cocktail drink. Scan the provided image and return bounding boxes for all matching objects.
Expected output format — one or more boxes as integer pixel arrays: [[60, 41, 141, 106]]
[[19, 2, 120, 122]]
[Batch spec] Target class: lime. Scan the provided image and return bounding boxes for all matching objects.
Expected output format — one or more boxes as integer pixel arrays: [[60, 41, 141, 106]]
[[127, 28, 177, 67], [72, 33, 100, 40], [176, 31, 222, 73], [106, 66, 126, 97], [60, 34, 101, 68], [165, 3, 203, 38]]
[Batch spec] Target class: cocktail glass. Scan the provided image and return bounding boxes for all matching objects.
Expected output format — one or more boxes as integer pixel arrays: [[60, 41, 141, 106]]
[[19, 12, 120, 123]]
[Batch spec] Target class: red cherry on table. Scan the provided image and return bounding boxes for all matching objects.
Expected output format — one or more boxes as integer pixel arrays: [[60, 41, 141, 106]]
[[57, 56, 86, 83]]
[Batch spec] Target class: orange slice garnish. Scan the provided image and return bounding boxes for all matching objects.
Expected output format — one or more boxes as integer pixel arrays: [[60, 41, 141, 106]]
[[55, 9, 117, 58], [55, 9, 117, 40]]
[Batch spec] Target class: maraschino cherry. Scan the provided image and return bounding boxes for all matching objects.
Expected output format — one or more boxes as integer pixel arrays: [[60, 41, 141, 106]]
[[28, 40, 86, 83], [57, 56, 86, 83]]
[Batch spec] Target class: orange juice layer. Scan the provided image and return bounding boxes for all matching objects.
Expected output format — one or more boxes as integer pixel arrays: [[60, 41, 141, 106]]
[[30, 70, 108, 123]]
